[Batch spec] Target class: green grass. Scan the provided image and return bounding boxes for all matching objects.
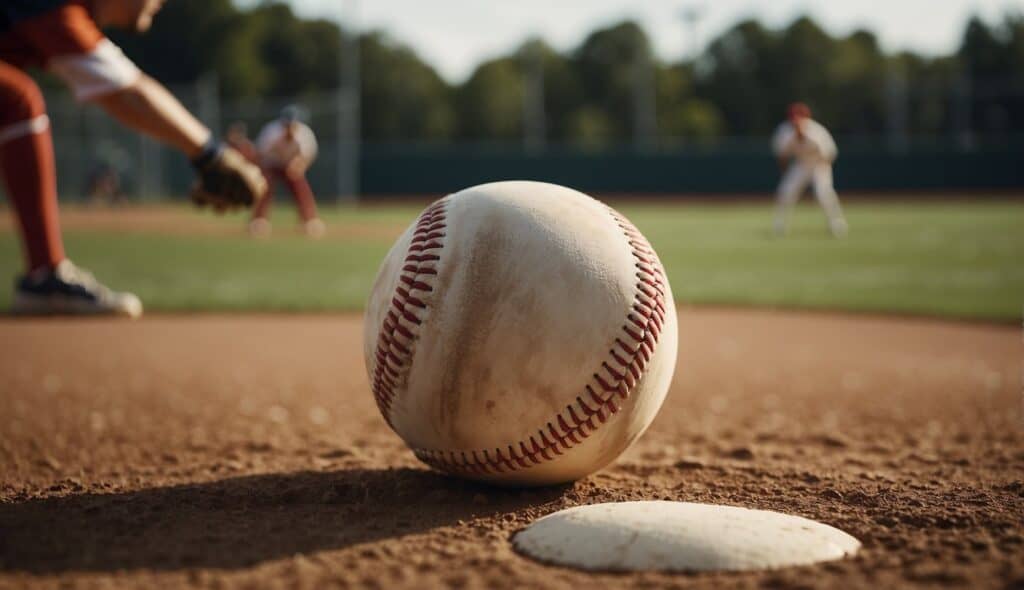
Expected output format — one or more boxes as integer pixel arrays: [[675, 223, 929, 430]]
[[628, 201, 1024, 321], [1, 200, 1021, 320]]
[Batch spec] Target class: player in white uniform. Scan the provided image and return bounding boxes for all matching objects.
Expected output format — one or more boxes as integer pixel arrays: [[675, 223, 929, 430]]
[[771, 103, 848, 237], [249, 105, 324, 238]]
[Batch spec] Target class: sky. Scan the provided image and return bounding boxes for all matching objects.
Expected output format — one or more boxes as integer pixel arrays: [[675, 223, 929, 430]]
[[240, 0, 1024, 82]]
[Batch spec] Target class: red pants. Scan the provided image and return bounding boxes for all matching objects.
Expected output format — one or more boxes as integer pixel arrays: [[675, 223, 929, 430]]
[[0, 59, 64, 272], [252, 167, 318, 222]]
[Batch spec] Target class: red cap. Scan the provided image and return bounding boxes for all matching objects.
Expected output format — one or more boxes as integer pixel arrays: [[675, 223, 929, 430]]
[[787, 102, 811, 121]]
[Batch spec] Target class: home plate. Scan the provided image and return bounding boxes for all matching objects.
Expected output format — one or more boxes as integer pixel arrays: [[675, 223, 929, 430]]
[[512, 501, 861, 573]]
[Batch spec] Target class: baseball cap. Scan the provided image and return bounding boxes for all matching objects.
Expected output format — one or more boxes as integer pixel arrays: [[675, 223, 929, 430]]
[[280, 104, 309, 123]]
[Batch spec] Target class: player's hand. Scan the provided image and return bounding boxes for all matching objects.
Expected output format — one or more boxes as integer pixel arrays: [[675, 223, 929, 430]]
[[190, 141, 267, 212], [285, 157, 308, 177]]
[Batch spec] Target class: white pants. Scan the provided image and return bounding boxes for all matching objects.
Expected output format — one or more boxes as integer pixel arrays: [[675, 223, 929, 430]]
[[774, 161, 845, 230]]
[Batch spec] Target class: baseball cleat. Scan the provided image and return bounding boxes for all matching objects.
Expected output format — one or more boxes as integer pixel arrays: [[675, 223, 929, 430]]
[[248, 217, 272, 238], [303, 217, 326, 238], [12, 260, 142, 318]]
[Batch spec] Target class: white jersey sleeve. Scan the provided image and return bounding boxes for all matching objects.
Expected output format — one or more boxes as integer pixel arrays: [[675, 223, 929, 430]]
[[771, 122, 795, 158], [47, 39, 142, 101], [257, 120, 317, 167], [805, 120, 838, 162], [297, 123, 318, 162], [256, 120, 284, 158], [774, 119, 838, 164]]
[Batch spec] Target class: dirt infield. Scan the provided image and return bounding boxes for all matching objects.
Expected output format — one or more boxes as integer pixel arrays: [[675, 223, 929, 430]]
[[0, 205, 407, 241], [0, 308, 1021, 589]]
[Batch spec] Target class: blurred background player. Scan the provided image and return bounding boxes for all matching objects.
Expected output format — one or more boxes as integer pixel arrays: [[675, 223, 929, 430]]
[[85, 159, 124, 206], [0, 0, 265, 318], [771, 102, 848, 238], [249, 105, 325, 238]]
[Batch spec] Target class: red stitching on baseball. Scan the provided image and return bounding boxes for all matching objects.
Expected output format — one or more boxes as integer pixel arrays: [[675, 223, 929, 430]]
[[370, 197, 450, 423], [406, 204, 669, 478]]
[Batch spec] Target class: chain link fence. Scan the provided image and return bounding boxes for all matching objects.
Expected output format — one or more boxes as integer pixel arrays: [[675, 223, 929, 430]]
[[18, 71, 1024, 202], [44, 78, 359, 203]]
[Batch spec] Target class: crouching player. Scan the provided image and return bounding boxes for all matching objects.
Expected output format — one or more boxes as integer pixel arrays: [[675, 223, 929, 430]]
[[772, 102, 848, 238], [249, 106, 324, 238], [1, 0, 265, 318]]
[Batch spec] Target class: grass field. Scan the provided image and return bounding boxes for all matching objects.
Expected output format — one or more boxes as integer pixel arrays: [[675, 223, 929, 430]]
[[0, 199, 1021, 320]]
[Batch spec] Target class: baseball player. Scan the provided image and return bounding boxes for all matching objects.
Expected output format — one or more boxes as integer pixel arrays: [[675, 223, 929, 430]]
[[1, 0, 265, 318], [771, 102, 848, 237], [249, 106, 325, 238]]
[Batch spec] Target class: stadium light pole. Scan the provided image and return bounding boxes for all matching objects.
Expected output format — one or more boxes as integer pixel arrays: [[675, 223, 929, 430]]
[[677, 4, 705, 148], [885, 65, 909, 154], [954, 61, 974, 152], [679, 5, 705, 63], [337, 0, 361, 203], [197, 72, 221, 138], [631, 45, 657, 151], [520, 40, 547, 153]]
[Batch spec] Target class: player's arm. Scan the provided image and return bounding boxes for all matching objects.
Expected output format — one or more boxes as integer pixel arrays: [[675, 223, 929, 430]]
[[822, 127, 839, 163], [93, 77, 265, 210], [18, 4, 264, 210], [774, 151, 787, 169], [286, 126, 318, 175], [286, 151, 314, 175], [285, 155, 308, 176], [93, 75, 209, 158], [771, 125, 792, 171]]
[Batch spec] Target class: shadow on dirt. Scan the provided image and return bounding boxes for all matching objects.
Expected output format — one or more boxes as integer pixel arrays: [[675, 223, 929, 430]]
[[0, 467, 569, 573]]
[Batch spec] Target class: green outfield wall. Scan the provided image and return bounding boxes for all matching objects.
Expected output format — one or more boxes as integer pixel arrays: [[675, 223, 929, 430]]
[[354, 142, 1023, 196], [8, 140, 1021, 204]]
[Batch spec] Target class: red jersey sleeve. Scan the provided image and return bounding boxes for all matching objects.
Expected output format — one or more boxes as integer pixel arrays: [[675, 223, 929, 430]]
[[9, 2, 141, 101], [13, 2, 103, 57]]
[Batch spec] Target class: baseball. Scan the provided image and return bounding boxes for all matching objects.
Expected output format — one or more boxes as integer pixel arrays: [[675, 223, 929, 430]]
[[363, 181, 678, 485]]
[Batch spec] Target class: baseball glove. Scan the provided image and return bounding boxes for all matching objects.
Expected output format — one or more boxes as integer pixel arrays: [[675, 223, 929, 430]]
[[190, 141, 267, 212]]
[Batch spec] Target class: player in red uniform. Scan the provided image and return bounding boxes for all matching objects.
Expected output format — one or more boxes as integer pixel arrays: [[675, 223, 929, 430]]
[[249, 106, 325, 238], [0, 0, 265, 317]]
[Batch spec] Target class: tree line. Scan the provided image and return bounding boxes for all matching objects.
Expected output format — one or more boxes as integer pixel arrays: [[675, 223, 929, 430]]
[[107, 1, 1024, 144]]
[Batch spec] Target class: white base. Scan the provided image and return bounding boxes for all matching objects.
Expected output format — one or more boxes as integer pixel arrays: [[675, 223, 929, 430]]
[[513, 501, 860, 573]]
